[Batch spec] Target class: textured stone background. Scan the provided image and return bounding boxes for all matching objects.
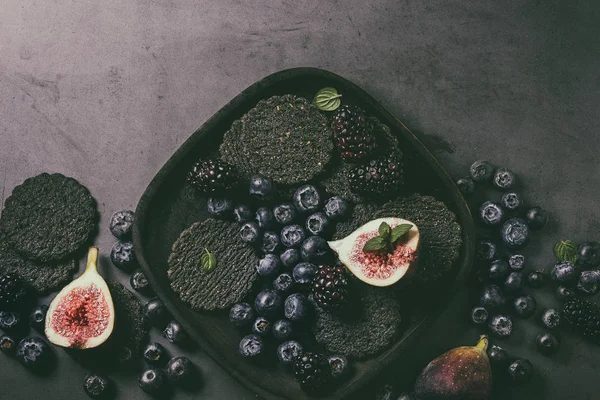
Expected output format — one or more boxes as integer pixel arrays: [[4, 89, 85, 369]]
[[1, 0, 599, 399]]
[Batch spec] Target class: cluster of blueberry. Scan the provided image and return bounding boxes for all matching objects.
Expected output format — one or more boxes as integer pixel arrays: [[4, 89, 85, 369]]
[[213, 174, 351, 388]]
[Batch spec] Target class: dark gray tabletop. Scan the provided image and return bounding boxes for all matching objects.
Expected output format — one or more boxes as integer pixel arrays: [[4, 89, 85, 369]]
[[1, 0, 599, 399]]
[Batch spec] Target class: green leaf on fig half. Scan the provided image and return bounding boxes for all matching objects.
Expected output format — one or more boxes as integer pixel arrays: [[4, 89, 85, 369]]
[[390, 224, 413, 244], [363, 236, 387, 252], [378, 221, 391, 240], [554, 240, 577, 263], [313, 87, 342, 111], [201, 248, 217, 273]]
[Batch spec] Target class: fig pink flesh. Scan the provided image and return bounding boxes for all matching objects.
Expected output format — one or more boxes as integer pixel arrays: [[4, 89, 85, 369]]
[[350, 231, 416, 280], [50, 284, 111, 348]]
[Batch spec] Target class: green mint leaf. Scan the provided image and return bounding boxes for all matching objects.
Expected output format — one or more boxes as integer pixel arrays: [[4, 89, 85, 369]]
[[554, 240, 577, 263], [390, 224, 413, 244], [378, 222, 391, 240], [313, 87, 342, 111], [363, 236, 387, 252], [201, 248, 217, 273]]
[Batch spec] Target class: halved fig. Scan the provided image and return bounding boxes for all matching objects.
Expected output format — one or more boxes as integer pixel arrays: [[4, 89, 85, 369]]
[[45, 247, 115, 349], [328, 218, 420, 287]]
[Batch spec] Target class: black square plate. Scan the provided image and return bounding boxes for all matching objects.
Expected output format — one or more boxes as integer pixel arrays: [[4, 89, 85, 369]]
[[133, 67, 476, 400]]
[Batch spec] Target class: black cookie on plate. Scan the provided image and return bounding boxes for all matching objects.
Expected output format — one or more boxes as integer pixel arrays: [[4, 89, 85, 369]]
[[0, 173, 98, 262]]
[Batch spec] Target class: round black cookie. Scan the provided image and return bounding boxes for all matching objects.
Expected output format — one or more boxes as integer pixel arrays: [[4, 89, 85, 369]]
[[68, 281, 147, 372], [0, 173, 97, 262], [313, 284, 403, 360], [168, 218, 259, 311], [321, 117, 401, 203], [333, 194, 462, 282], [0, 232, 77, 294], [220, 95, 334, 185]]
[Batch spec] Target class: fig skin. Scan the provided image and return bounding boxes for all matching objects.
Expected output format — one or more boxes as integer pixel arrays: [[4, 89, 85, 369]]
[[414, 335, 492, 400]]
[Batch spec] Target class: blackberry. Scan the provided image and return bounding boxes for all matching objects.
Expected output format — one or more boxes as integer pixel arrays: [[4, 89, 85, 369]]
[[312, 265, 348, 310], [563, 298, 600, 342], [187, 158, 238, 193], [0, 273, 30, 311], [331, 105, 376, 162], [348, 152, 403, 197], [293, 351, 330, 392]]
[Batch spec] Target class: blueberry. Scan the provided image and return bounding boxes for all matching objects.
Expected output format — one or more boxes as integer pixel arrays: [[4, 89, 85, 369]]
[[536, 332, 559, 355], [508, 254, 525, 271], [163, 320, 188, 345], [143, 298, 171, 328], [541, 308, 561, 329], [257, 254, 281, 277], [305, 212, 330, 236], [508, 359, 533, 383], [83, 373, 114, 399], [109, 210, 135, 240], [577, 241, 600, 268], [577, 270, 600, 295], [261, 231, 281, 254], [488, 259, 509, 281], [0, 311, 22, 332], [273, 273, 294, 294], [527, 271, 545, 287], [525, 206, 548, 230], [293, 262, 318, 284], [273, 203, 297, 225], [166, 356, 196, 386], [280, 225, 306, 248], [477, 240, 498, 261], [470, 160, 495, 182], [327, 354, 348, 378], [493, 168, 516, 190], [479, 201, 504, 226], [143, 342, 169, 366], [280, 248, 301, 268], [488, 315, 513, 338], [293, 185, 322, 213], [29, 305, 48, 333], [138, 368, 169, 395], [130, 269, 152, 295], [16, 337, 53, 372], [480, 284, 506, 309], [229, 303, 254, 327], [284, 293, 309, 321], [504, 272, 523, 294], [456, 177, 475, 196], [513, 295, 536, 318], [501, 218, 530, 248], [239, 334, 264, 358], [487, 345, 510, 368], [255, 207, 275, 229], [556, 285, 575, 301], [501, 192, 521, 210], [551, 261, 577, 282], [272, 319, 293, 340], [110, 241, 136, 271], [233, 204, 253, 224], [324, 196, 350, 220], [251, 317, 271, 336], [300, 236, 330, 263], [277, 340, 303, 365], [249, 174, 274, 199], [240, 222, 261, 245], [471, 306, 489, 324], [255, 289, 283, 318], [207, 197, 233, 217], [0, 334, 17, 357]]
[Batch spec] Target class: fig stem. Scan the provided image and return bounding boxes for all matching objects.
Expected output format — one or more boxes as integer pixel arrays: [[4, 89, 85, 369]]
[[84, 246, 99, 274], [476, 334, 489, 352]]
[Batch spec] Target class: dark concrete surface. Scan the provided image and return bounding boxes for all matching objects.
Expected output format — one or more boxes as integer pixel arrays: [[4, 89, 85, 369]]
[[1, 0, 599, 399]]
